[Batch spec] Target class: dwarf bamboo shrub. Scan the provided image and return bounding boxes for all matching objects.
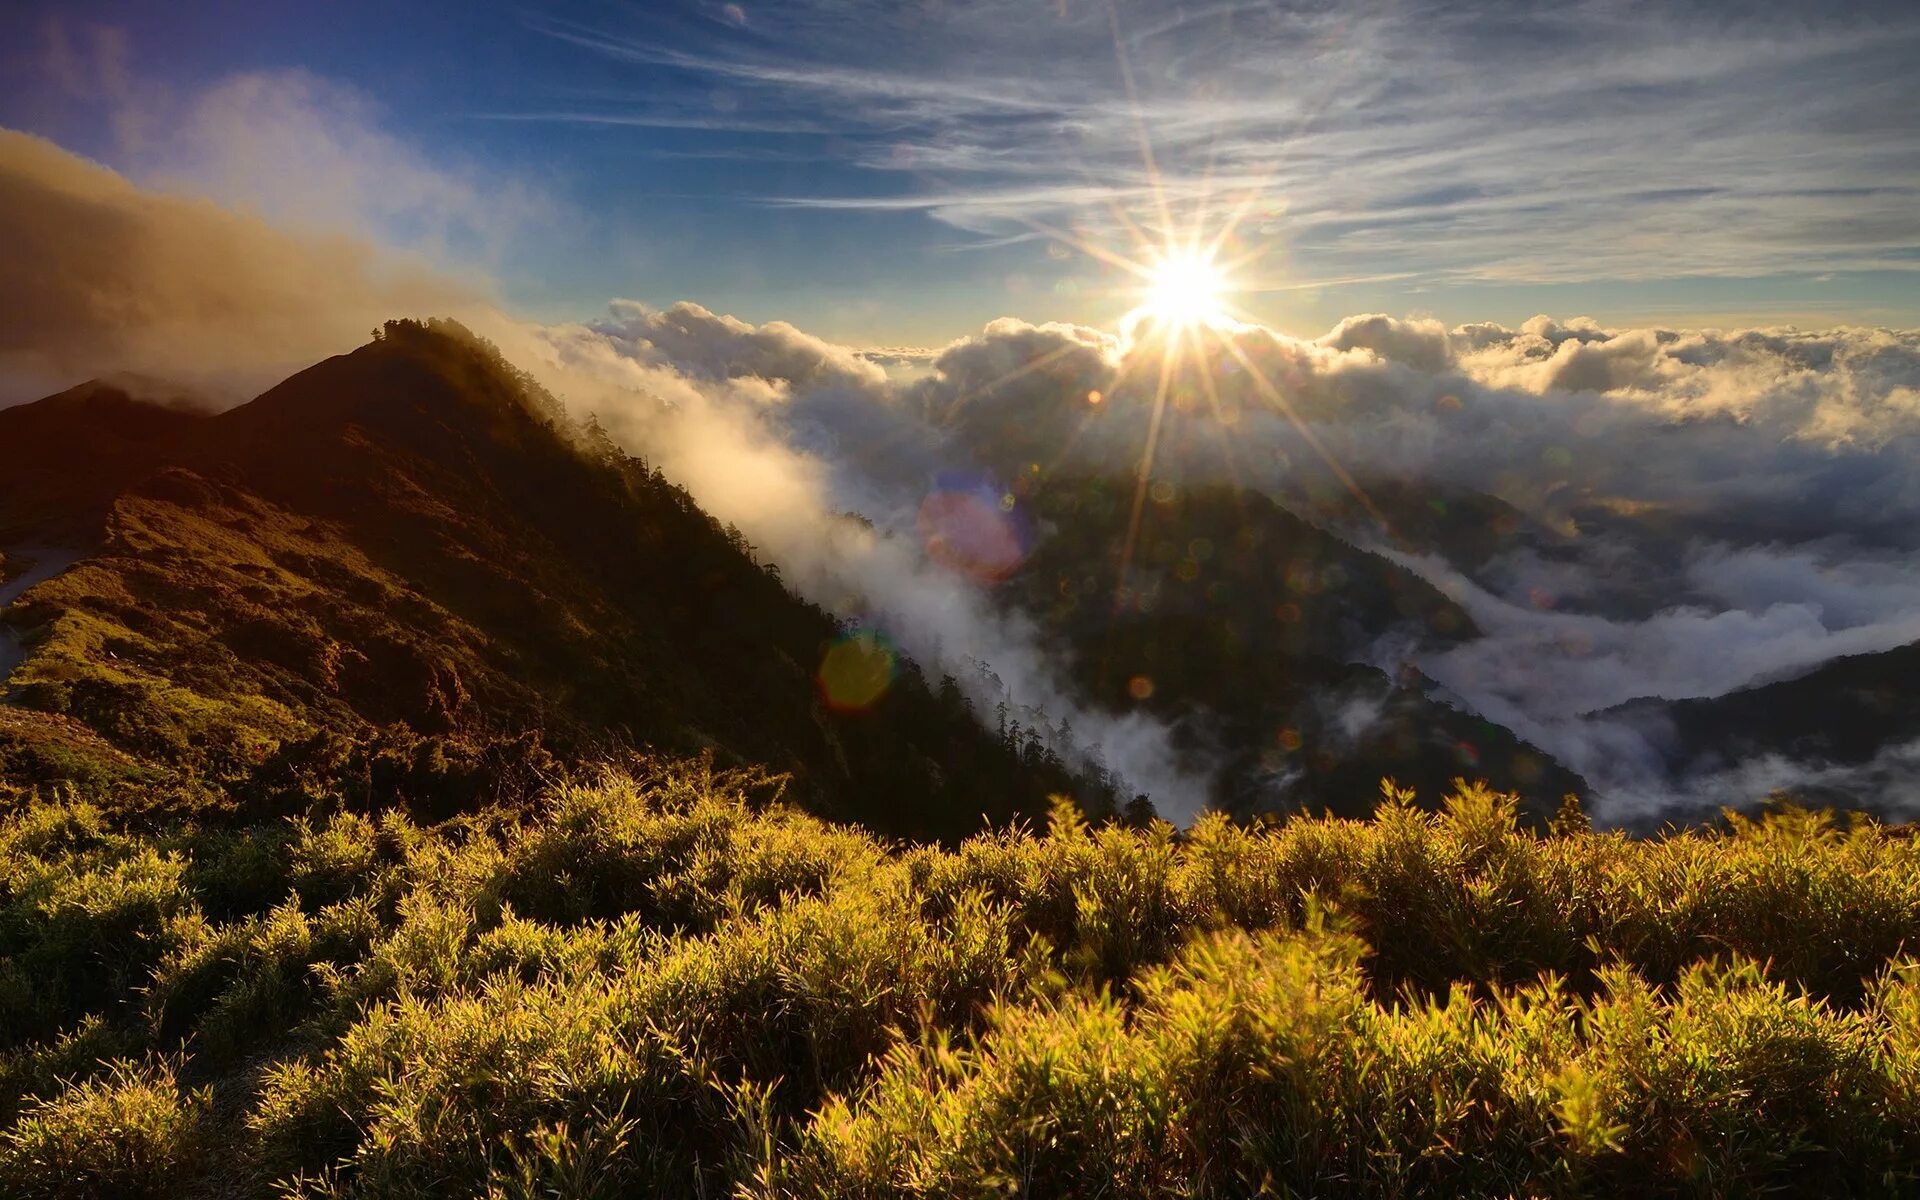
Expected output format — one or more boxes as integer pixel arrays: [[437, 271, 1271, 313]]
[[0, 1056, 211, 1199], [2, 762, 1919, 1196]]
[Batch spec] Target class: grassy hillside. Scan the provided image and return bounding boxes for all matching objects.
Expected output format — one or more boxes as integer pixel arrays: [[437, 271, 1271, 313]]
[[0, 321, 1123, 839], [3, 762, 1918, 1197]]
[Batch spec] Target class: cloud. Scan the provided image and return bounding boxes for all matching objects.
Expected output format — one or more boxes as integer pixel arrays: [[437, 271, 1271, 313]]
[[29, 18, 547, 265], [598, 299, 889, 393], [39, 18, 132, 106], [1594, 732, 1920, 827], [526, 0, 1920, 288], [476, 305, 1212, 817], [725, 305, 1920, 820], [1375, 542, 1920, 790], [133, 70, 545, 265], [912, 317, 1119, 428], [0, 131, 485, 402], [1, 24, 553, 403], [1319, 314, 1453, 372]]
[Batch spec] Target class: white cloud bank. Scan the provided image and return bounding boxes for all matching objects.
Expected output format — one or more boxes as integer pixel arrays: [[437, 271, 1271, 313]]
[[478, 299, 1920, 823]]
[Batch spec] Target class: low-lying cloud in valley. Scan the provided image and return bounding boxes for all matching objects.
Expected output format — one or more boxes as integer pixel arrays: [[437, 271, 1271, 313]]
[[493, 302, 1920, 823]]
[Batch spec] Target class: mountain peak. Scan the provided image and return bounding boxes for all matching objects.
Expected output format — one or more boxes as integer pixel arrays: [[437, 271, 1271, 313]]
[[1, 325, 1109, 839], [212, 317, 566, 450], [0, 376, 213, 540], [0, 374, 210, 440]]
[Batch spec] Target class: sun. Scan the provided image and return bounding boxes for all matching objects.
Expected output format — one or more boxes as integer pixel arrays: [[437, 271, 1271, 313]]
[[1137, 249, 1229, 329]]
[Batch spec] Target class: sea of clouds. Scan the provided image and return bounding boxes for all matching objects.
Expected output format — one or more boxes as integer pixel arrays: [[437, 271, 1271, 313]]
[[479, 301, 1920, 823]]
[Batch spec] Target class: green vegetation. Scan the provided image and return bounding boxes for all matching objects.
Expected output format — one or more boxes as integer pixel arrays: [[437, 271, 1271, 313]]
[[3, 762, 1918, 1197], [0, 320, 1124, 838]]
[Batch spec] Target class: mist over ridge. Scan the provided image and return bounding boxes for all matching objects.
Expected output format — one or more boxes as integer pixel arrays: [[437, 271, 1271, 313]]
[[465, 298, 1920, 823]]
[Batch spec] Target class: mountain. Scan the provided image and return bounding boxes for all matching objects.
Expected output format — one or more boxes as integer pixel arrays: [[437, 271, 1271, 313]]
[[998, 476, 1586, 818], [1607, 639, 1920, 785], [0, 320, 1119, 838], [0, 376, 212, 538]]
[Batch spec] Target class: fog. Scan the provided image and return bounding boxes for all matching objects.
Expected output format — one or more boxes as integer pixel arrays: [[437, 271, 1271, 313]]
[[493, 303, 1920, 822]]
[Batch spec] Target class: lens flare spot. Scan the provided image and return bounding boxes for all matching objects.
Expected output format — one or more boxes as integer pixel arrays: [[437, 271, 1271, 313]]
[[1511, 752, 1543, 783], [917, 473, 1032, 584], [817, 630, 898, 712]]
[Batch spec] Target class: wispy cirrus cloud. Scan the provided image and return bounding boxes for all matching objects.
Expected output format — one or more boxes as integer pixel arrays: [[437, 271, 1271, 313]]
[[520, 0, 1920, 289]]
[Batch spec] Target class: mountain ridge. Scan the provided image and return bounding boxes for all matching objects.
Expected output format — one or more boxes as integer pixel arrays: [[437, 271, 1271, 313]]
[[0, 319, 1123, 838]]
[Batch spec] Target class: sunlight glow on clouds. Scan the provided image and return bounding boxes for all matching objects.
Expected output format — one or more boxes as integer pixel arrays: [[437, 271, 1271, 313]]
[[460, 276, 1920, 823], [0, 131, 483, 400]]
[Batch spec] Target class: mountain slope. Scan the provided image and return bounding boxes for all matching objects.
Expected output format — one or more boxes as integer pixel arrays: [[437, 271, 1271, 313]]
[[0, 320, 1117, 837], [0, 376, 211, 540], [1609, 640, 1920, 779], [1000, 477, 1586, 817]]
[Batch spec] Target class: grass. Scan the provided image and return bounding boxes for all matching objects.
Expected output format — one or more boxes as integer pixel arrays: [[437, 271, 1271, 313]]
[[0, 1055, 211, 1200], [1, 761, 1918, 1196]]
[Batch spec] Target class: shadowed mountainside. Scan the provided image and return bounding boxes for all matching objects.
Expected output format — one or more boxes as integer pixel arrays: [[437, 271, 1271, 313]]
[[1000, 477, 1587, 818], [1607, 640, 1920, 793], [0, 320, 1121, 839]]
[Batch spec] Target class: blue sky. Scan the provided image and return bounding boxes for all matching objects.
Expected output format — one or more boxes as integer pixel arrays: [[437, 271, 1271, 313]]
[[3, 0, 1916, 344]]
